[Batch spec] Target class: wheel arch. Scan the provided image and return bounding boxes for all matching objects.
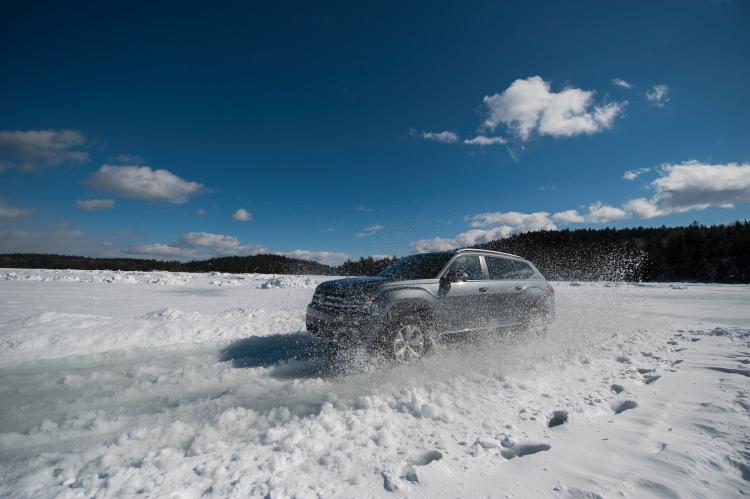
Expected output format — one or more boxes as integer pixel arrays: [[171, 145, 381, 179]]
[[384, 299, 434, 326]]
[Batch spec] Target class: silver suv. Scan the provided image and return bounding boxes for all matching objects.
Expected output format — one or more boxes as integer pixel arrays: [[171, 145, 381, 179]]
[[306, 249, 555, 362]]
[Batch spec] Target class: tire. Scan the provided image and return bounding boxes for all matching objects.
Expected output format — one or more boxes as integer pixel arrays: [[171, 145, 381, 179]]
[[383, 314, 435, 363], [523, 305, 550, 339]]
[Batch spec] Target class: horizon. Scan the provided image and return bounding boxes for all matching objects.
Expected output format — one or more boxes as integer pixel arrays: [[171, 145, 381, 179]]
[[2, 1, 749, 266], [1, 219, 746, 267]]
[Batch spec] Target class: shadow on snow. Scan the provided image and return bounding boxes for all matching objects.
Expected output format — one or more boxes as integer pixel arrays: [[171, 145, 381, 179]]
[[218, 332, 352, 379]]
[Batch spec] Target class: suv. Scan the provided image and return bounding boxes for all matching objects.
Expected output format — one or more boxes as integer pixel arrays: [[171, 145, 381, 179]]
[[306, 249, 554, 363]]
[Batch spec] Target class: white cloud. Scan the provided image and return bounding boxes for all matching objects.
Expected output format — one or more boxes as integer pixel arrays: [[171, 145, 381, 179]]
[[414, 227, 512, 253], [420, 130, 459, 143], [0, 201, 34, 219], [354, 205, 374, 213], [195, 209, 207, 216], [463, 135, 507, 146], [552, 209, 585, 223], [553, 203, 628, 224], [467, 211, 556, 230], [623, 161, 750, 219], [131, 243, 185, 258], [415, 211, 557, 253], [646, 84, 670, 107], [177, 232, 246, 253], [611, 78, 632, 89], [354, 224, 384, 238], [620, 161, 750, 219], [652, 161, 750, 208], [481, 76, 626, 141], [623, 167, 651, 180], [76, 198, 115, 211], [622, 197, 667, 219], [87, 164, 206, 204], [586, 202, 628, 223], [232, 208, 252, 221], [416, 202, 634, 252], [0, 129, 89, 171], [132, 232, 268, 261], [282, 250, 351, 266]]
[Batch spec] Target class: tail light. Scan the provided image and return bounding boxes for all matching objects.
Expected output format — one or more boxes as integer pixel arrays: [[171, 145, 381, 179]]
[[546, 283, 555, 295]]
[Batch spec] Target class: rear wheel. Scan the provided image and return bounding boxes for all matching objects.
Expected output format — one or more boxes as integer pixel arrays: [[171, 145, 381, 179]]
[[320, 339, 342, 355], [523, 305, 550, 339]]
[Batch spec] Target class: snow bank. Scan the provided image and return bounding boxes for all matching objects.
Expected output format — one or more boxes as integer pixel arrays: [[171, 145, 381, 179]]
[[0, 268, 329, 288], [0, 306, 304, 365], [257, 275, 318, 289]]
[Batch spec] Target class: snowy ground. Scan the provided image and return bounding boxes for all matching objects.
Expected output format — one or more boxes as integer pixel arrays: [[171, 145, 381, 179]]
[[0, 269, 748, 498]]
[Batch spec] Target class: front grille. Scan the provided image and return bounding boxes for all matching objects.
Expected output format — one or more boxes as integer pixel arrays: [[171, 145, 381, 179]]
[[311, 293, 367, 314]]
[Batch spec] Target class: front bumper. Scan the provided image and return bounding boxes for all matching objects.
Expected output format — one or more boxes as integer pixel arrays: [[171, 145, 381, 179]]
[[305, 305, 384, 344]]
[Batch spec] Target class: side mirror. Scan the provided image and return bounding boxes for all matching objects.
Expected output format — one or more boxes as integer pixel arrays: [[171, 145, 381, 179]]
[[439, 269, 467, 297], [443, 269, 468, 283]]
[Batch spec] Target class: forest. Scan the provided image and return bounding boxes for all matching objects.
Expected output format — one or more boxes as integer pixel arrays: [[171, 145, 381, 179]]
[[1, 221, 748, 283]]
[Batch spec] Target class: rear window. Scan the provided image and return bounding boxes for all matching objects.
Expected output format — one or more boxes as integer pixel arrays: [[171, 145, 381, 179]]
[[512, 260, 535, 279], [486, 256, 516, 280]]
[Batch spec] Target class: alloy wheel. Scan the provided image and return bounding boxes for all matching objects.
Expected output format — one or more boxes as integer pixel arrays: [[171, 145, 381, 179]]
[[392, 324, 426, 363]]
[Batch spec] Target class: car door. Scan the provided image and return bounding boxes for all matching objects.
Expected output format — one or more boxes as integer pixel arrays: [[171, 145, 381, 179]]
[[484, 255, 520, 326], [434, 254, 490, 333]]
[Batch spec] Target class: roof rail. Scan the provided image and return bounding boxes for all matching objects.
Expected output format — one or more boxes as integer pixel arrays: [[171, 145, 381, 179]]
[[456, 247, 523, 259]]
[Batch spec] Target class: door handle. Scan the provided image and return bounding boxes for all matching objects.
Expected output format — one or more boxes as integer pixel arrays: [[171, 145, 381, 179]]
[[478, 287, 488, 293], [515, 285, 527, 291]]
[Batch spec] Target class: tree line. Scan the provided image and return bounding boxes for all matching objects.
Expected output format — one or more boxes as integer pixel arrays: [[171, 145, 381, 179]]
[[1, 221, 748, 282], [474, 221, 750, 283]]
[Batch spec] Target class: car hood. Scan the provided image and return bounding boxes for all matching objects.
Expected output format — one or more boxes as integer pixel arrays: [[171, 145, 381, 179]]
[[316, 276, 387, 296]]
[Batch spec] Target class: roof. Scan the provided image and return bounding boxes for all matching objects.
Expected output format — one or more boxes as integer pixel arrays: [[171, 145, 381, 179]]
[[455, 248, 523, 259]]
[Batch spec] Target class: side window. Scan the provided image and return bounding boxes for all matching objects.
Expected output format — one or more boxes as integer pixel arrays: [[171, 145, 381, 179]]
[[512, 260, 535, 279], [447, 255, 483, 280], [486, 257, 516, 280]]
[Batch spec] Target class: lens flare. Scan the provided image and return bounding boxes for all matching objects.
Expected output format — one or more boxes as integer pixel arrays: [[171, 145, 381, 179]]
[[505, 144, 519, 163]]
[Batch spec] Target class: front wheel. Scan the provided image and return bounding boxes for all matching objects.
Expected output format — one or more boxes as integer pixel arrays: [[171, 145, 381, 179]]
[[385, 315, 434, 363]]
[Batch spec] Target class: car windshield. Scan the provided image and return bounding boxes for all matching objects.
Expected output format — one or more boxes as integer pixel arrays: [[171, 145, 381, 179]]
[[377, 252, 455, 280]]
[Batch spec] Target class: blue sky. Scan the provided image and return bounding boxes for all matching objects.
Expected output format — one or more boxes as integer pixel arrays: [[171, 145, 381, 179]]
[[1, 0, 749, 265]]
